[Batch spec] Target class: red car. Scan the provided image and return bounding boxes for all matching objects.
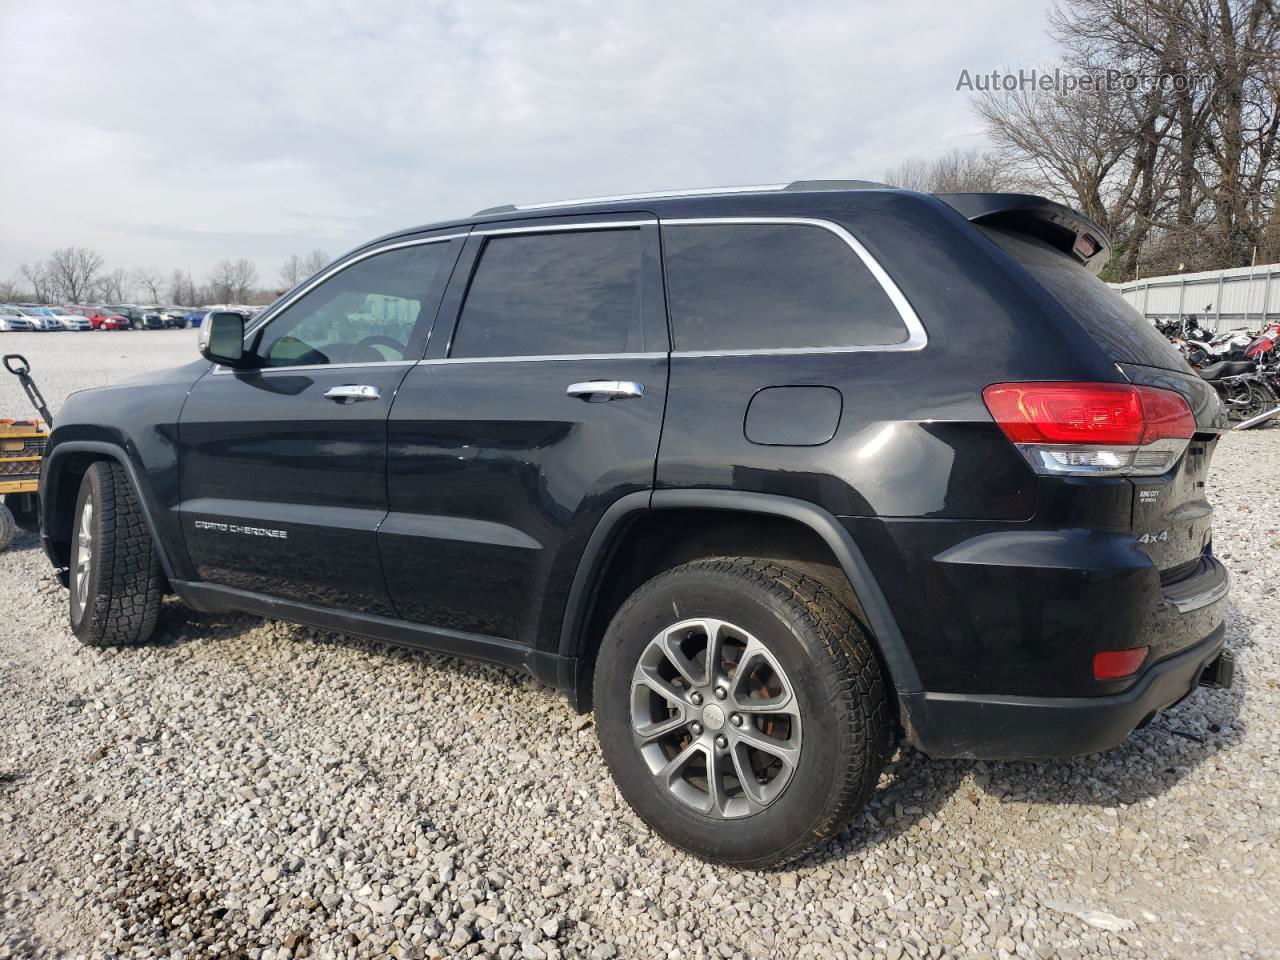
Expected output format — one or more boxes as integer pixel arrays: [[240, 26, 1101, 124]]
[[69, 307, 130, 330]]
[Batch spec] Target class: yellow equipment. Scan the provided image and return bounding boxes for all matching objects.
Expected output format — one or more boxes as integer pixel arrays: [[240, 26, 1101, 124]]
[[1, 355, 52, 549]]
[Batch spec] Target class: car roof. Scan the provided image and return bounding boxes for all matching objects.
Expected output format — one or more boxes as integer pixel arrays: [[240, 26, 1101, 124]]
[[361, 181, 900, 245], [341, 182, 1112, 275]]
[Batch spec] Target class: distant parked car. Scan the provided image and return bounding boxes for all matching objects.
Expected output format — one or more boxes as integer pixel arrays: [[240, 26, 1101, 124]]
[[16, 307, 63, 331], [139, 309, 167, 330], [104, 305, 146, 330], [160, 307, 192, 328], [183, 310, 208, 327], [96, 310, 131, 331], [66, 306, 130, 331], [0, 306, 35, 332], [53, 308, 93, 331]]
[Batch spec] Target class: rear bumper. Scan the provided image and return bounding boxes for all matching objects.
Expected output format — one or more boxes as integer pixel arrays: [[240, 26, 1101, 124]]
[[904, 623, 1230, 759]]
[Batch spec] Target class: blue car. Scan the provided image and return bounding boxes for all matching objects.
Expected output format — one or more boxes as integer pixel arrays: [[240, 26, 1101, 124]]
[[184, 310, 208, 327]]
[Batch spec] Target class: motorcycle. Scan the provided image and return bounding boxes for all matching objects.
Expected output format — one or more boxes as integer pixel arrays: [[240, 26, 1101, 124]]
[[1243, 320, 1280, 365]]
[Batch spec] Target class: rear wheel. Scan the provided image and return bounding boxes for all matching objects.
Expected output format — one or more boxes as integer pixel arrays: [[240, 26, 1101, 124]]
[[1219, 379, 1274, 421], [69, 462, 164, 647], [594, 557, 890, 868]]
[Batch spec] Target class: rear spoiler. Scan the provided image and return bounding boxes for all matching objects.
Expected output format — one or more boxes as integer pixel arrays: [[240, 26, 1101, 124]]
[[935, 193, 1112, 276]]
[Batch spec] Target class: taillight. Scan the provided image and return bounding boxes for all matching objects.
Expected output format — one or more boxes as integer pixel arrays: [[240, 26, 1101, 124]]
[[983, 382, 1195, 477], [1093, 646, 1149, 680]]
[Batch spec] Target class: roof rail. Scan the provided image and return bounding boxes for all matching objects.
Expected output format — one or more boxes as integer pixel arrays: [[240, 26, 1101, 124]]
[[473, 179, 890, 216]]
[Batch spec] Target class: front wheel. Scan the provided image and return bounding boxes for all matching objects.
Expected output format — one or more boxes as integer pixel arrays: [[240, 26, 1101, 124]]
[[594, 558, 890, 868], [69, 462, 164, 646]]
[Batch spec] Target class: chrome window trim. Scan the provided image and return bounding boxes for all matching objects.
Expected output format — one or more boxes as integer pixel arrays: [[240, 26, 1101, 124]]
[[473, 219, 655, 236], [660, 216, 927, 355], [212, 360, 417, 376], [419, 352, 667, 366], [242, 231, 470, 339]]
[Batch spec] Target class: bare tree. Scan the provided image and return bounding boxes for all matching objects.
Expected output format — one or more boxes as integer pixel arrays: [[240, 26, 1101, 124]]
[[279, 254, 304, 289], [167, 269, 198, 305], [208, 258, 258, 303], [19, 263, 52, 302], [300, 249, 331, 276], [0, 279, 24, 303], [46, 247, 104, 303], [133, 267, 164, 303], [96, 268, 129, 303], [884, 149, 1016, 193], [971, 0, 1280, 276], [230, 258, 258, 302]]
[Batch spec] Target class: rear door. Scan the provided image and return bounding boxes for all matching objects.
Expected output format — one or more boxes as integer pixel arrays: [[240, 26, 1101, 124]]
[[177, 234, 463, 613], [381, 215, 668, 647]]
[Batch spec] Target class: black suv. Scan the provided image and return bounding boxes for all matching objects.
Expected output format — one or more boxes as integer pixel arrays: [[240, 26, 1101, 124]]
[[39, 183, 1234, 867]]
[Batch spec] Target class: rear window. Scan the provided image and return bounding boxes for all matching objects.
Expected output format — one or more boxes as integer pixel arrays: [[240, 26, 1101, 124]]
[[452, 229, 643, 358], [661, 222, 909, 352], [983, 227, 1187, 371]]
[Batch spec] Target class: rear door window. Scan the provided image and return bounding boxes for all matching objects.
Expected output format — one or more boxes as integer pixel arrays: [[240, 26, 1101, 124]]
[[661, 222, 909, 352], [982, 227, 1187, 371], [450, 228, 644, 358]]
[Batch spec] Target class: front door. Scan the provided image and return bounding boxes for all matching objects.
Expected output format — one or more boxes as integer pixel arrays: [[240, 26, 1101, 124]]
[[177, 234, 463, 613], [381, 216, 669, 647]]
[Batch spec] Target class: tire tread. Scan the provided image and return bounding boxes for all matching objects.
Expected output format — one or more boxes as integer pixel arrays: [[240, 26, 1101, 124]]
[[595, 556, 890, 868], [74, 462, 163, 647]]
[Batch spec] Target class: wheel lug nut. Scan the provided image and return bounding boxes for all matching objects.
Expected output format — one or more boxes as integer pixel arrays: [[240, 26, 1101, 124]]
[[715, 734, 728, 749], [689, 691, 703, 705], [730, 713, 743, 727], [690, 722, 703, 736], [714, 686, 727, 700]]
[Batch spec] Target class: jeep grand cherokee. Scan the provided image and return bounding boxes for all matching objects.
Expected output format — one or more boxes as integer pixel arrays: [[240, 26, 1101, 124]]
[[39, 182, 1234, 867]]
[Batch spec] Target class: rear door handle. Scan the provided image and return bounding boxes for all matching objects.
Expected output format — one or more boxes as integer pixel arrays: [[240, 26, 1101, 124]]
[[323, 384, 381, 403], [566, 380, 645, 401]]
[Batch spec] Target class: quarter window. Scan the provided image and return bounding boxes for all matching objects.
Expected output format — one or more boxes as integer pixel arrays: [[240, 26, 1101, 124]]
[[255, 241, 457, 367], [661, 222, 909, 352], [450, 229, 644, 358]]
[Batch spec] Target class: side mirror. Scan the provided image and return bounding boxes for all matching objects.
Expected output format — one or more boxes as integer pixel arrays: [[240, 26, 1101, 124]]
[[198, 311, 248, 366]]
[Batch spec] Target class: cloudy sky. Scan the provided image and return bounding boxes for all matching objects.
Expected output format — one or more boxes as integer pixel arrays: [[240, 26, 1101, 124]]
[[0, 0, 1058, 291]]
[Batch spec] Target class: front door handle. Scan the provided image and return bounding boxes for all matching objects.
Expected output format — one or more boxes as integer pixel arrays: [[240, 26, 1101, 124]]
[[566, 380, 645, 401], [324, 384, 381, 403]]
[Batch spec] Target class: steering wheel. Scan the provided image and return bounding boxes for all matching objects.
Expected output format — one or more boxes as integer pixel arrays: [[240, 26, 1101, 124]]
[[356, 335, 407, 359]]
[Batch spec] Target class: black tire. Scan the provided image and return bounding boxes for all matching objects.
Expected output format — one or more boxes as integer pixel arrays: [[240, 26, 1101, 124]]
[[594, 557, 890, 868], [69, 462, 164, 647], [1244, 381, 1277, 420], [0, 504, 15, 551], [4, 492, 39, 532]]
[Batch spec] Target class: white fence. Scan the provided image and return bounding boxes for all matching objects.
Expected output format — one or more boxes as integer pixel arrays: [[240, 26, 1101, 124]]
[[1111, 263, 1280, 333]]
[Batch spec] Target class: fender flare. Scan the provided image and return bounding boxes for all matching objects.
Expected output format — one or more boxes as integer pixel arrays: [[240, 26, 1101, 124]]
[[557, 488, 922, 705], [40, 440, 177, 581]]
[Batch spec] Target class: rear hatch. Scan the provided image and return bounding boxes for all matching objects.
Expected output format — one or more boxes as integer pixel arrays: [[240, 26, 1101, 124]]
[[967, 208, 1227, 580]]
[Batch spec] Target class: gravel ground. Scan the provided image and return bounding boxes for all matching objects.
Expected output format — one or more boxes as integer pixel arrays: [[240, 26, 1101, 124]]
[[0, 329, 202, 414], [1, 332, 1277, 959]]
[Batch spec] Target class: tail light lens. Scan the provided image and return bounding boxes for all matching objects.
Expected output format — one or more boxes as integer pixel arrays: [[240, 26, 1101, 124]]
[[983, 382, 1196, 477], [1093, 646, 1149, 680]]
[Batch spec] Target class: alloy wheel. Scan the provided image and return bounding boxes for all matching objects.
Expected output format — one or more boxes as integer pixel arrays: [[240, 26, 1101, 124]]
[[75, 500, 93, 609], [629, 617, 803, 819]]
